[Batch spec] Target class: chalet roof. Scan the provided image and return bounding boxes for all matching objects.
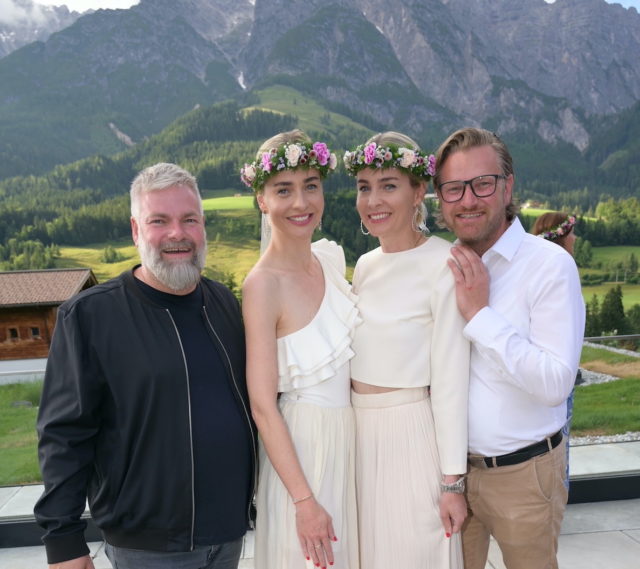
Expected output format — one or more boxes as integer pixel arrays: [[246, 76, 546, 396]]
[[0, 268, 98, 307]]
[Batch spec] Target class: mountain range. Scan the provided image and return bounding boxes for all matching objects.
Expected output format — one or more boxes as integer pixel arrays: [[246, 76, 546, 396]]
[[0, 0, 83, 58], [0, 0, 639, 190]]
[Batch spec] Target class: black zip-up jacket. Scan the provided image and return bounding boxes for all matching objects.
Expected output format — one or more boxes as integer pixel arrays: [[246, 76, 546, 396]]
[[34, 268, 257, 564]]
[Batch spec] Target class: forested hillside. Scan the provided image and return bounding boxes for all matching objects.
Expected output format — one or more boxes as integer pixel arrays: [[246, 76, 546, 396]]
[[1, 95, 639, 272]]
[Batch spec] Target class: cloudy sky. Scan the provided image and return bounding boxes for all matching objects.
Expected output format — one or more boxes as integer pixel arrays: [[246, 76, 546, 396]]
[[547, 0, 640, 8], [33, 0, 139, 10], [2, 0, 639, 22], [24, 0, 640, 12]]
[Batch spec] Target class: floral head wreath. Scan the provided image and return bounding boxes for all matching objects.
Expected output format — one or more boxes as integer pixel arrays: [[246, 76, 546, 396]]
[[343, 141, 436, 179], [240, 141, 338, 192], [539, 215, 576, 241]]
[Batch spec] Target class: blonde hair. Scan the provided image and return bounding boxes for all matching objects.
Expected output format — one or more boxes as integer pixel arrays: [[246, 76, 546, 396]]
[[363, 131, 428, 231], [251, 129, 316, 193], [434, 128, 518, 221]]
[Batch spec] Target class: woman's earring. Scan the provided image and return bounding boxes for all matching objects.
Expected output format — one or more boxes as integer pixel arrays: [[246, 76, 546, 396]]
[[411, 206, 422, 233], [360, 220, 370, 236], [316, 218, 323, 231], [412, 204, 430, 234]]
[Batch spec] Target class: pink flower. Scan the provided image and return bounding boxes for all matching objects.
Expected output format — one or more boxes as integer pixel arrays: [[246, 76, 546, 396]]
[[364, 143, 377, 164], [427, 155, 436, 177], [313, 142, 330, 166], [261, 152, 272, 172]]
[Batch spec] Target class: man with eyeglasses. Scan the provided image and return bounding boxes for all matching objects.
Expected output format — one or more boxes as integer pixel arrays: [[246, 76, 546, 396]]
[[433, 128, 585, 569]]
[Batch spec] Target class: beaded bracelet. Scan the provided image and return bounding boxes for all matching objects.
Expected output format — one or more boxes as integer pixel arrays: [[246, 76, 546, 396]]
[[440, 477, 465, 494], [292, 493, 313, 504]]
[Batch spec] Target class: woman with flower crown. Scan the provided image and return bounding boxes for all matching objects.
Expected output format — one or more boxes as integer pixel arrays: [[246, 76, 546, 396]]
[[343, 132, 469, 569], [241, 129, 360, 569], [531, 211, 581, 490]]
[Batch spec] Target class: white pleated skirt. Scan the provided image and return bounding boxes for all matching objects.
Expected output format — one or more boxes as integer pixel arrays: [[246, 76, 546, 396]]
[[352, 387, 462, 569], [254, 399, 359, 569]]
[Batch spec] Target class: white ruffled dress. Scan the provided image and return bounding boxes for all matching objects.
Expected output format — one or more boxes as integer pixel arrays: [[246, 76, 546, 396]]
[[254, 239, 360, 569]]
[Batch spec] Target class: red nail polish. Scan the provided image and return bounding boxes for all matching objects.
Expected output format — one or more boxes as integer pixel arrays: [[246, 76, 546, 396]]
[[446, 532, 451, 538], [330, 563, 334, 566], [306, 556, 310, 561], [332, 536, 338, 542]]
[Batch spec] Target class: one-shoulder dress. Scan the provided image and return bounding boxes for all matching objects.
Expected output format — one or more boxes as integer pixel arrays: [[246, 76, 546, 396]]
[[254, 239, 360, 569]]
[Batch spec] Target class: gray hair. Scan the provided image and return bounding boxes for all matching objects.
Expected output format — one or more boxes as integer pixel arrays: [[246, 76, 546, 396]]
[[130, 163, 202, 218]]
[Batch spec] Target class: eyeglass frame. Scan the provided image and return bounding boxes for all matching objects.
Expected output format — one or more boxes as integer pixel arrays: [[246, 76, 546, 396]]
[[436, 174, 507, 203]]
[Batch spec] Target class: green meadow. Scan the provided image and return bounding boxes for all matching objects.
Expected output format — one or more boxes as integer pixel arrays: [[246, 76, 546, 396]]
[[582, 283, 640, 308], [246, 85, 370, 139], [57, 190, 260, 284], [201, 190, 255, 211], [55, 196, 640, 309], [591, 245, 640, 268]]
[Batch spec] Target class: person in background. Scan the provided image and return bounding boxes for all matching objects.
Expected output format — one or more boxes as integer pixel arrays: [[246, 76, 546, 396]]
[[434, 128, 585, 569], [531, 212, 577, 255], [531, 211, 583, 488], [35, 162, 256, 569], [241, 130, 359, 569], [344, 131, 469, 569]]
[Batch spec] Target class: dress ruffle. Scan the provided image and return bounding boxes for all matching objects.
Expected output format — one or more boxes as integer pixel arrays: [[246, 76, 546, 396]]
[[277, 239, 361, 392]]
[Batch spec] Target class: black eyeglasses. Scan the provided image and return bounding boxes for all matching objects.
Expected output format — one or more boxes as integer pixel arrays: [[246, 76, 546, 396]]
[[437, 174, 506, 203]]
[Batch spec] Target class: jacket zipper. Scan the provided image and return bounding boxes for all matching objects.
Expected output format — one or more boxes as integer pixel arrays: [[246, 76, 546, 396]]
[[203, 306, 258, 529], [166, 309, 196, 550]]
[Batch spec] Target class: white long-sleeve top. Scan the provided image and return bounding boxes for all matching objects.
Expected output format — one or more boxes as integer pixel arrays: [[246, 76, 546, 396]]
[[350, 236, 470, 474], [465, 218, 585, 456]]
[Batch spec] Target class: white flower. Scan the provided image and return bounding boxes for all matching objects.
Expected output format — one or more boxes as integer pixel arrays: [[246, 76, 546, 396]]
[[244, 164, 256, 181], [398, 147, 416, 168], [329, 153, 338, 170], [285, 144, 302, 167]]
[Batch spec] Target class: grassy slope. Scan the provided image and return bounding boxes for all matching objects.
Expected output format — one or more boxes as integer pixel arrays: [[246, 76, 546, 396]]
[[574, 346, 640, 436], [245, 85, 371, 140], [0, 382, 41, 485], [58, 191, 260, 284]]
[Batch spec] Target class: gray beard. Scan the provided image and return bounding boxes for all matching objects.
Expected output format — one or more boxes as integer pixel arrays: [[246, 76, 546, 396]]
[[138, 238, 206, 292]]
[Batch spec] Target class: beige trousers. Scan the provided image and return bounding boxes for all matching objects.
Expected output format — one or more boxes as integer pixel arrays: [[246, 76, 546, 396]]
[[462, 438, 568, 569], [352, 387, 463, 569]]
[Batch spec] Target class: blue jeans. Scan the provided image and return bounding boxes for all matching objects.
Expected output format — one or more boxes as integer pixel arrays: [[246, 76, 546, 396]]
[[104, 537, 244, 569], [562, 388, 575, 490]]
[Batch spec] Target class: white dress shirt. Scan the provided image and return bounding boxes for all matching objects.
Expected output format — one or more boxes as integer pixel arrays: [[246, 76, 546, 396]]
[[465, 218, 585, 456]]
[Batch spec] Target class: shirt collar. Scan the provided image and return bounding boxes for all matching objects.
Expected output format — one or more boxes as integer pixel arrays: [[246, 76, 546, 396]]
[[482, 217, 525, 263]]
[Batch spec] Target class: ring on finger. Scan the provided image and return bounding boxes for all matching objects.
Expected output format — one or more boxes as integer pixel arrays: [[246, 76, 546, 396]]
[[314, 544, 322, 549]]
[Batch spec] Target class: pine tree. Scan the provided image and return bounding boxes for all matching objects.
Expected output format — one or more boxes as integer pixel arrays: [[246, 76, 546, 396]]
[[598, 285, 628, 335]]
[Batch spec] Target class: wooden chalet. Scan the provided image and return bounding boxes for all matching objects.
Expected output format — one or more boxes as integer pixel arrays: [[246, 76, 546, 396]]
[[0, 268, 98, 360]]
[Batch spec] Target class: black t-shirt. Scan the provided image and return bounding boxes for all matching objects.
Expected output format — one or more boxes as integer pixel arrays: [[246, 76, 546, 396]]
[[135, 278, 251, 545]]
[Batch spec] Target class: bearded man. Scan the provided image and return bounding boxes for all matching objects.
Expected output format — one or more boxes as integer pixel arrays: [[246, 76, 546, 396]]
[[35, 163, 256, 569]]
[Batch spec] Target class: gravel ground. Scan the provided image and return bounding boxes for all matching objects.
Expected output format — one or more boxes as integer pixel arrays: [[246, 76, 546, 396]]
[[570, 431, 640, 446], [583, 341, 640, 358]]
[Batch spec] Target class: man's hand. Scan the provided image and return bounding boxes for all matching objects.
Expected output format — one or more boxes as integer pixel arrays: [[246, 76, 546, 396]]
[[447, 245, 490, 321], [49, 554, 95, 569]]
